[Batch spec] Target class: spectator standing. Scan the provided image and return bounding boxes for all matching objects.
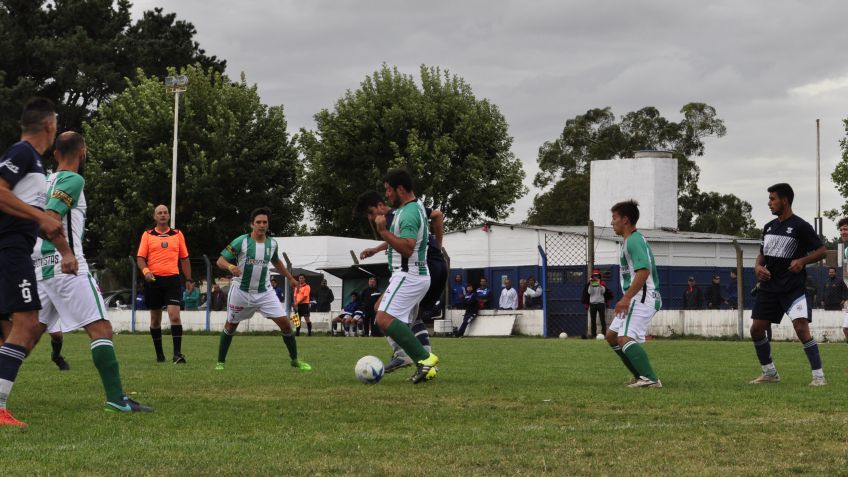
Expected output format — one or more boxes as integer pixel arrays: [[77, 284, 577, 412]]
[[270, 277, 284, 303], [524, 277, 542, 309], [359, 277, 381, 337], [182, 285, 200, 311], [805, 276, 819, 309], [517, 278, 527, 310], [726, 270, 738, 309], [706, 275, 724, 310], [498, 279, 518, 310], [476, 278, 491, 310], [313, 279, 335, 312], [821, 267, 846, 311], [210, 283, 226, 311], [450, 274, 465, 309], [582, 270, 612, 336], [682, 277, 704, 309], [454, 284, 479, 337]]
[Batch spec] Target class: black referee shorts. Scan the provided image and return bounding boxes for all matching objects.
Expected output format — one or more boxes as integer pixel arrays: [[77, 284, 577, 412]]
[[144, 275, 182, 309]]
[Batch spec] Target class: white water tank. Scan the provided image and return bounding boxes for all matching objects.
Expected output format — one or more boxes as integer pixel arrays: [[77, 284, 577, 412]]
[[589, 151, 678, 230]]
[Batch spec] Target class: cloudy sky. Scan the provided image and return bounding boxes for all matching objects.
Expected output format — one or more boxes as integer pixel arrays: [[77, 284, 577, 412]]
[[133, 0, 848, 236]]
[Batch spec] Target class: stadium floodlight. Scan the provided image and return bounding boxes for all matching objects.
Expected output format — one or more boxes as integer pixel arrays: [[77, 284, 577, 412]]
[[164, 75, 189, 228]]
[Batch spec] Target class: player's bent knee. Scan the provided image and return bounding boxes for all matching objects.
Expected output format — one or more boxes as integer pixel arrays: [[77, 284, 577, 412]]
[[84, 319, 113, 340]]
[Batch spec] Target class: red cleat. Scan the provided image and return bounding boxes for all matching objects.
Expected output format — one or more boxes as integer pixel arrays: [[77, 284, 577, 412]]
[[0, 409, 27, 428]]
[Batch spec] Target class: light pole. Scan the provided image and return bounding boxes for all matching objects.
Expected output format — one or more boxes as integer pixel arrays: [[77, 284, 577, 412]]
[[164, 75, 189, 229]]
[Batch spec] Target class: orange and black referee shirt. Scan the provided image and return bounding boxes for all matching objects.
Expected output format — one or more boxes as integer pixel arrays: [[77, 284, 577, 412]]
[[137, 227, 189, 277]]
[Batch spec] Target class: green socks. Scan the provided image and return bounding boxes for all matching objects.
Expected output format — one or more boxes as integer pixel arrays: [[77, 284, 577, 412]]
[[90, 339, 124, 403], [610, 343, 639, 378], [622, 341, 658, 381], [218, 330, 234, 363], [385, 319, 429, 362], [282, 333, 297, 361]]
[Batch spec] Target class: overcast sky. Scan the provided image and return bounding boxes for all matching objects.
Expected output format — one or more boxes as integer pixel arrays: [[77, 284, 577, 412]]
[[132, 0, 848, 237]]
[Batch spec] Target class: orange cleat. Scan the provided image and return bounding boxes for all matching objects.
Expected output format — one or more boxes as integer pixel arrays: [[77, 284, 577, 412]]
[[0, 409, 26, 428]]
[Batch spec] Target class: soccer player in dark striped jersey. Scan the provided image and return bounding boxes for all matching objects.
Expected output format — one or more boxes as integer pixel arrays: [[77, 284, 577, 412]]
[[750, 183, 827, 386], [0, 98, 77, 427]]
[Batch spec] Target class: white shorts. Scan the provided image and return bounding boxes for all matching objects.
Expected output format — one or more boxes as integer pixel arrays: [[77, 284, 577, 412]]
[[609, 295, 660, 343], [38, 272, 109, 333], [227, 287, 286, 324], [377, 272, 430, 324], [842, 310, 848, 329]]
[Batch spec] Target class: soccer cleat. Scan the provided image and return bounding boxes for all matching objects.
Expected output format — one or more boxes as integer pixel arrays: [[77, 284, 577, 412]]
[[0, 409, 27, 427], [291, 359, 312, 371], [173, 354, 187, 364], [627, 377, 663, 388], [810, 376, 827, 386], [104, 397, 154, 413], [156, 355, 166, 363], [52, 355, 70, 371], [214, 362, 225, 371], [384, 356, 413, 374], [749, 373, 780, 384], [625, 376, 640, 386], [410, 353, 439, 384]]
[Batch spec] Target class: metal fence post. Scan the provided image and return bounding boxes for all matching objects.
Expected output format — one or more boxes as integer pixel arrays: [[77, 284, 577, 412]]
[[587, 220, 595, 338], [129, 256, 137, 333], [538, 245, 548, 338], [442, 247, 450, 319], [203, 254, 212, 332], [733, 240, 744, 339]]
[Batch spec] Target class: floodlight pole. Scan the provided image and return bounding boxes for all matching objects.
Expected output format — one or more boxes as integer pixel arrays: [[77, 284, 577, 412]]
[[165, 75, 188, 229]]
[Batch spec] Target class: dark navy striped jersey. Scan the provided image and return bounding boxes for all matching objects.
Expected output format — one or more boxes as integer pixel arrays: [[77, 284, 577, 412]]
[[0, 141, 46, 248], [759, 214, 821, 293]]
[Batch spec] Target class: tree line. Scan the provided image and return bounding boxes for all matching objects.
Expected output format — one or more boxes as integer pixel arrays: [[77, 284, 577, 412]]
[[1, 0, 768, 275]]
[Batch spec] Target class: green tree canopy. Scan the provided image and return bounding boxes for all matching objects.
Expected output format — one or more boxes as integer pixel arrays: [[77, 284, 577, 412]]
[[299, 64, 526, 236], [527, 103, 755, 237], [0, 0, 224, 146], [83, 65, 301, 272], [826, 117, 848, 223]]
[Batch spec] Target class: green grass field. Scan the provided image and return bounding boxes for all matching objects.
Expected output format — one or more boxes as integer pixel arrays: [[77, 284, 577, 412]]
[[4, 333, 848, 476]]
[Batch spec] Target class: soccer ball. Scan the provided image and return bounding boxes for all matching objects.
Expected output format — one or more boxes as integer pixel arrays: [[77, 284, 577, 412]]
[[355, 355, 384, 384], [596, 334, 604, 340], [558, 332, 568, 339]]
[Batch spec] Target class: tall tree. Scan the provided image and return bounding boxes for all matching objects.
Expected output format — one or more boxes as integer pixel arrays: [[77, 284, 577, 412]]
[[299, 64, 526, 236], [0, 0, 225, 146], [527, 103, 754, 236], [827, 117, 848, 223], [83, 66, 301, 273]]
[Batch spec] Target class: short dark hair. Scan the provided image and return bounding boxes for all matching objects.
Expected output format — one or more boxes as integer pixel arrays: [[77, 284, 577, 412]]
[[351, 292, 359, 298], [21, 97, 56, 134], [298, 273, 306, 279], [55, 132, 85, 157], [611, 200, 640, 225], [829, 267, 837, 272], [250, 207, 271, 223], [767, 183, 794, 205], [837, 217, 848, 229], [383, 168, 414, 192], [355, 190, 384, 216]]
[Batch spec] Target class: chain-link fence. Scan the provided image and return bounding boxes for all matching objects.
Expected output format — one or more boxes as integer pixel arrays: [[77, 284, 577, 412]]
[[540, 230, 589, 338]]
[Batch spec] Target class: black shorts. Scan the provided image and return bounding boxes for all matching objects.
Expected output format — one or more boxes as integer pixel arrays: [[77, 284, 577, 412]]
[[297, 303, 310, 318], [0, 245, 41, 314], [144, 275, 182, 309], [752, 287, 810, 324], [420, 258, 447, 311]]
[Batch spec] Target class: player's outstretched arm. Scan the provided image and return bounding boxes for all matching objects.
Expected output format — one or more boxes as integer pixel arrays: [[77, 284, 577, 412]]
[[217, 256, 241, 277]]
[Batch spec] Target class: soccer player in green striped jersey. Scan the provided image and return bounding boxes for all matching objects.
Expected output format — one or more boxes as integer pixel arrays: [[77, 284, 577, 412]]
[[214, 207, 311, 371], [29, 131, 152, 413], [372, 169, 439, 384], [605, 200, 663, 388]]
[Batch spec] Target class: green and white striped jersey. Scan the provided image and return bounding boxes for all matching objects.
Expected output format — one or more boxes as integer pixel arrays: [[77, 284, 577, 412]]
[[221, 234, 279, 293], [387, 200, 429, 276], [619, 230, 660, 306], [31, 171, 88, 280]]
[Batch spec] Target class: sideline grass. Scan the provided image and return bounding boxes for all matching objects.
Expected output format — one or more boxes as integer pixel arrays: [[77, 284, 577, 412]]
[[3, 333, 848, 476]]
